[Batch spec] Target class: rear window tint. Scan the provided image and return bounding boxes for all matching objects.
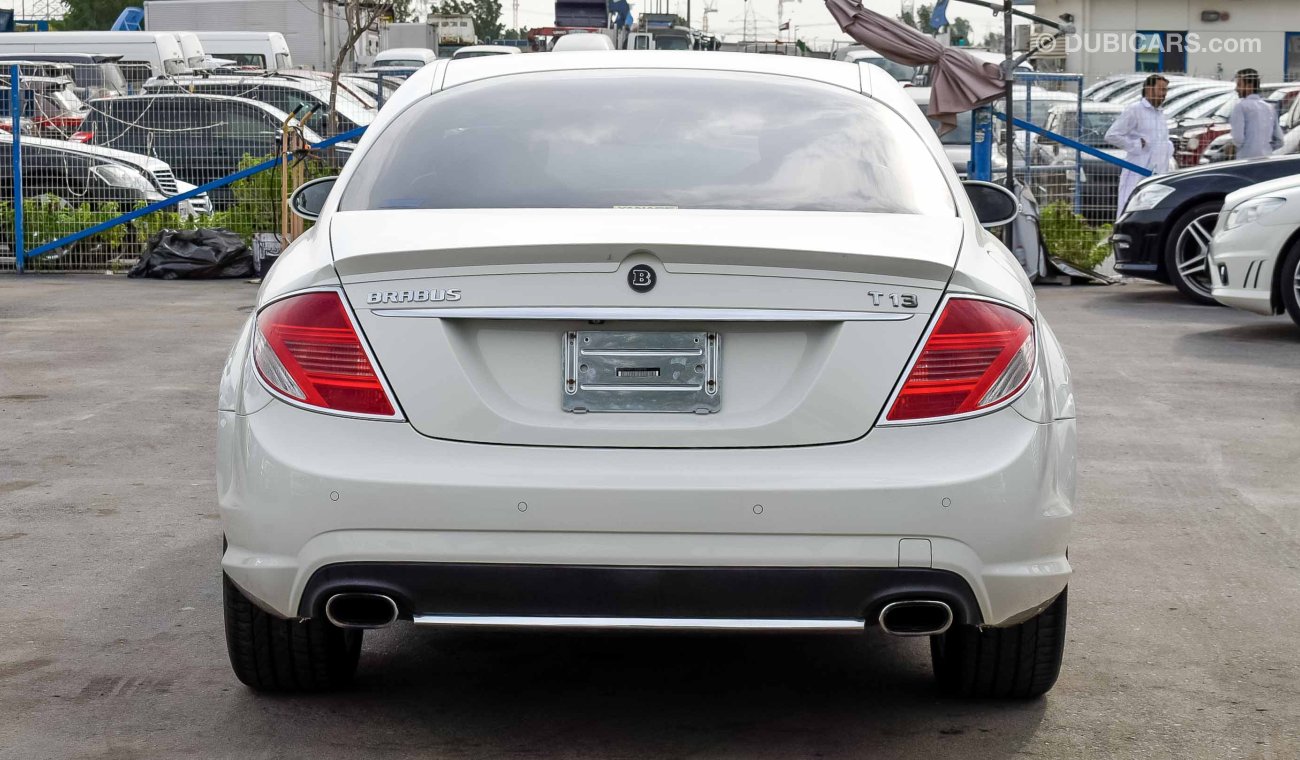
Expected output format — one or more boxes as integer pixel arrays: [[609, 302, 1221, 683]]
[[340, 70, 954, 215]]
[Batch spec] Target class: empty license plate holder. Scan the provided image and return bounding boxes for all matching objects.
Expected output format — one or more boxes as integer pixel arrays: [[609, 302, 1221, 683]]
[[563, 330, 720, 413]]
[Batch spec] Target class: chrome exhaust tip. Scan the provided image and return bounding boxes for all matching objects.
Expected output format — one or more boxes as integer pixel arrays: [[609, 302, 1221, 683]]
[[324, 592, 399, 629], [878, 600, 954, 637]]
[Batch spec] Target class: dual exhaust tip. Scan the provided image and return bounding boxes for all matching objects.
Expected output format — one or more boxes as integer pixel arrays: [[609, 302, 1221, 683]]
[[323, 593, 954, 636], [325, 592, 399, 629], [877, 599, 954, 636]]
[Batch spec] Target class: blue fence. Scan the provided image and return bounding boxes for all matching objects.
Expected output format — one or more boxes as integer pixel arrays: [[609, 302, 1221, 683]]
[[4, 62, 367, 273]]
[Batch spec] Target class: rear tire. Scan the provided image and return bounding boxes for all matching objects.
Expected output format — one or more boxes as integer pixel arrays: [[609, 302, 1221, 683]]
[[930, 588, 1067, 699], [223, 573, 362, 692], [1279, 243, 1300, 330], [1163, 202, 1222, 305]]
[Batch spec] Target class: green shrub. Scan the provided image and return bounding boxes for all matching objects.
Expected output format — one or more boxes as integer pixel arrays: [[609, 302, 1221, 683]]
[[3, 151, 337, 265], [1039, 201, 1112, 271]]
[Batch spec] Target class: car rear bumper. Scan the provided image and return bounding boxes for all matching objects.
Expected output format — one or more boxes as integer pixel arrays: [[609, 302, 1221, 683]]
[[219, 400, 1075, 628], [297, 562, 984, 627]]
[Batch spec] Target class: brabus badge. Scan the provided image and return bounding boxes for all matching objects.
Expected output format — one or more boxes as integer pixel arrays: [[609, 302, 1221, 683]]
[[366, 289, 462, 305]]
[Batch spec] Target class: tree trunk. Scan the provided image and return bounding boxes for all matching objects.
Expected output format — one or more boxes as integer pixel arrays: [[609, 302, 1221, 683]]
[[329, 1, 391, 134]]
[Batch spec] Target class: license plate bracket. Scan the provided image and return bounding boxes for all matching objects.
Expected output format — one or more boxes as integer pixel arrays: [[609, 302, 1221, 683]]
[[563, 330, 720, 413]]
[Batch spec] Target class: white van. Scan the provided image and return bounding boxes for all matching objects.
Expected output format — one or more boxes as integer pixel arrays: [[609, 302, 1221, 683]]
[[0, 32, 188, 91], [171, 32, 208, 70], [192, 32, 293, 70]]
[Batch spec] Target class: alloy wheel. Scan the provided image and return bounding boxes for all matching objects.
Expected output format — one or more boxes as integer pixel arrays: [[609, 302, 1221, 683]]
[[1173, 212, 1218, 299]]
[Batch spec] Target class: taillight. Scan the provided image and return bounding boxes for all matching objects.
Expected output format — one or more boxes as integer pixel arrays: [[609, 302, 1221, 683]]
[[69, 131, 93, 143], [886, 297, 1035, 422], [253, 291, 398, 417]]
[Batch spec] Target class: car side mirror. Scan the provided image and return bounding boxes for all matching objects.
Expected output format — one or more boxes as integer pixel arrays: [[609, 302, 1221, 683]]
[[962, 180, 1020, 228], [289, 176, 337, 221]]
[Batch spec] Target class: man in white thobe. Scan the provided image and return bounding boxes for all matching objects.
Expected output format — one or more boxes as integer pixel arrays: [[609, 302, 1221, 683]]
[[1229, 68, 1284, 159], [1106, 74, 1173, 219]]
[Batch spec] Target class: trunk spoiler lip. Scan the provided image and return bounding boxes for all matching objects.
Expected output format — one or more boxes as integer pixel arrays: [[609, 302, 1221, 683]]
[[370, 306, 915, 322], [327, 209, 967, 284]]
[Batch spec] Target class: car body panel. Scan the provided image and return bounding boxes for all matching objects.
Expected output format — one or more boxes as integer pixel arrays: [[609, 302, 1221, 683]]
[[218, 400, 1074, 627], [1112, 156, 1300, 280], [1210, 176, 1300, 315], [332, 211, 960, 448], [221, 54, 1072, 634]]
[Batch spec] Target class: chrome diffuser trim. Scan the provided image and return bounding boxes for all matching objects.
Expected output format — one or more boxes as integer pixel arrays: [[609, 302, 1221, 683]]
[[412, 614, 866, 631], [372, 307, 914, 322]]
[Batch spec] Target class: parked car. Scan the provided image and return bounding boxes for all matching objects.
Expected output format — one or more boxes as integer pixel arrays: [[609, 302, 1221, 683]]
[[1033, 102, 1127, 223], [220, 54, 1076, 698], [143, 74, 374, 136], [1088, 74, 1209, 104], [0, 74, 88, 139], [81, 93, 331, 207], [911, 50, 1032, 87], [273, 69, 380, 109], [1266, 84, 1300, 128], [450, 45, 521, 59], [1112, 81, 1228, 109], [189, 31, 294, 71], [841, 47, 916, 84], [1111, 155, 1300, 303], [0, 131, 209, 265], [0, 53, 129, 101], [1280, 91, 1300, 132], [909, 86, 1057, 179], [1208, 174, 1300, 328], [367, 47, 437, 75], [340, 72, 402, 105], [0, 130, 166, 207], [1157, 85, 1233, 121], [0, 31, 191, 91]]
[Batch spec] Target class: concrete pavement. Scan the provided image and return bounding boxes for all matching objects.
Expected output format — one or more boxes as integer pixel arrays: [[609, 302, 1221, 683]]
[[0, 276, 1297, 759]]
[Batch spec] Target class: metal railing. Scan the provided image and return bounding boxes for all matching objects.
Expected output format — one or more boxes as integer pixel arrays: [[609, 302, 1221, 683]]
[[1, 64, 364, 273]]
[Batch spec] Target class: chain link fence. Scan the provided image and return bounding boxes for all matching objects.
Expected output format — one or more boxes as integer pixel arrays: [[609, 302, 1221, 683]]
[[0, 64, 370, 273], [1002, 72, 1118, 273]]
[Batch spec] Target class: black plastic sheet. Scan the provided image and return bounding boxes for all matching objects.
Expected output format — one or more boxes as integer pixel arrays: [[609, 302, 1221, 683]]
[[128, 229, 254, 280]]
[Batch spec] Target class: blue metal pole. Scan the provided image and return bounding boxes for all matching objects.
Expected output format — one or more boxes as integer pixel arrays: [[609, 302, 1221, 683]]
[[969, 106, 994, 181], [11, 64, 23, 273], [376, 72, 385, 110], [993, 112, 1154, 176], [1074, 75, 1083, 216], [23, 126, 366, 259]]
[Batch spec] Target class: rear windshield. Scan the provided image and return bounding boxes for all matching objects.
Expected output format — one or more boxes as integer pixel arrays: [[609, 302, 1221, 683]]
[[340, 71, 953, 215]]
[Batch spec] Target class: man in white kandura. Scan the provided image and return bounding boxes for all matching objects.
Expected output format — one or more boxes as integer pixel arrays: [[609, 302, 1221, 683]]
[[1229, 68, 1284, 159], [1106, 74, 1173, 219]]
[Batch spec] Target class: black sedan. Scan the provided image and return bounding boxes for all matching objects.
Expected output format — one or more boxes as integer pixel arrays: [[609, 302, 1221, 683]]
[[1111, 156, 1300, 303]]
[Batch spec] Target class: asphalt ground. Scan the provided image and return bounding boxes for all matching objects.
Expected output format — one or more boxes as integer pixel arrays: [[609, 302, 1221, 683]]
[[1, 276, 1297, 759]]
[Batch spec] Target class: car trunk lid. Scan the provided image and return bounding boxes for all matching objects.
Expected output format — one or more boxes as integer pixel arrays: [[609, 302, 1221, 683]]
[[332, 209, 963, 448]]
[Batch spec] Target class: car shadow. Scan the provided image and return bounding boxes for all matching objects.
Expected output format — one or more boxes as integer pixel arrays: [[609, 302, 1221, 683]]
[[1077, 281, 1221, 315], [1175, 320, 1300, 368], [236, 624, 1051, 756]]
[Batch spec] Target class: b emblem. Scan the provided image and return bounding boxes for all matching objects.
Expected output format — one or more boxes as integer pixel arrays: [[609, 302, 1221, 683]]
[[628, 264, 656, 293]]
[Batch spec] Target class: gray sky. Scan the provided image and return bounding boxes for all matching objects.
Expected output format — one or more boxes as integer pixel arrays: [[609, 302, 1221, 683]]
[[426, 0, 1020, 50], [0, 0, 1020, 54]]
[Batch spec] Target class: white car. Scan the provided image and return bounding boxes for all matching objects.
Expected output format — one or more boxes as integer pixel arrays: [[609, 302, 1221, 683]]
[[369, 47, 438, 71], [550, 33, 616, 52], [218, 52, 1077, 698], [451, 44, 522, 59], [1208, 175, 1300, 328]]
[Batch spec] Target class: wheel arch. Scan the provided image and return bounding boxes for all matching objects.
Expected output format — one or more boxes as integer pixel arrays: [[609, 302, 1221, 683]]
[[1271, 228, 1300, 315], [1156, 192, 1226, 279]]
